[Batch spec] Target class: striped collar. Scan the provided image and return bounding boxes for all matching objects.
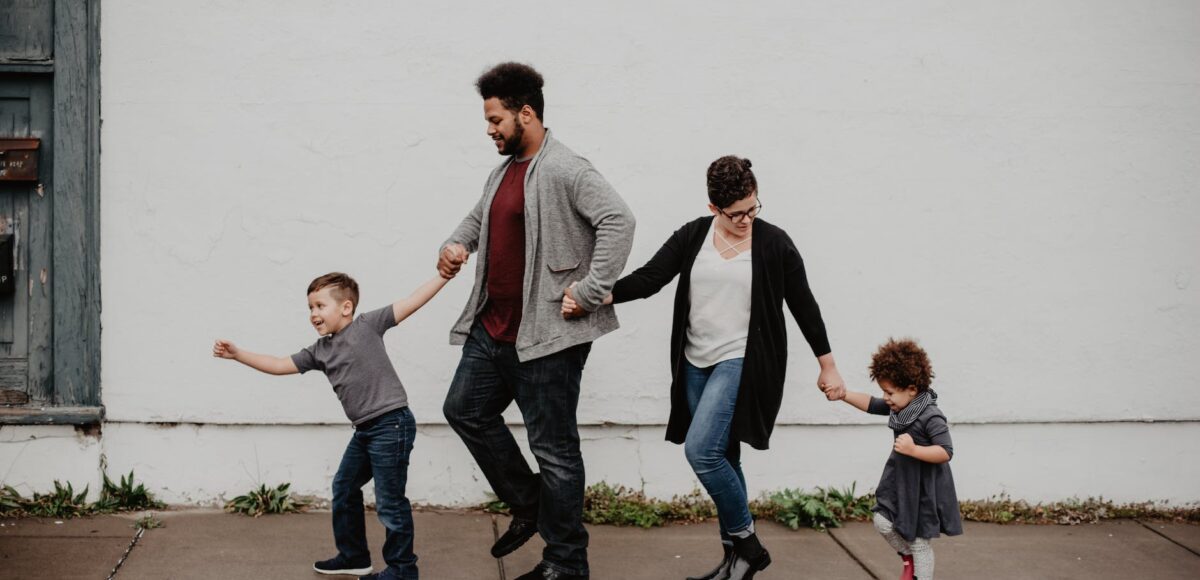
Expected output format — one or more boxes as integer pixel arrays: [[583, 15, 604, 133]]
[[889, 389, 937, 431]]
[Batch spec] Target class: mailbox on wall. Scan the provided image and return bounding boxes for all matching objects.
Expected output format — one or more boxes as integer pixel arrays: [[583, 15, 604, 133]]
[[0, 139, 40, 182]]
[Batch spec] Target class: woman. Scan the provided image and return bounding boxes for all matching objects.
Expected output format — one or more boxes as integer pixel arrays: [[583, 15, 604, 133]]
[[563, 156, 845, 579]]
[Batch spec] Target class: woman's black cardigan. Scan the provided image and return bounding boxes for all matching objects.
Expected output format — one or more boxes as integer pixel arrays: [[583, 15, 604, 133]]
[[611, 216, 831, 450]]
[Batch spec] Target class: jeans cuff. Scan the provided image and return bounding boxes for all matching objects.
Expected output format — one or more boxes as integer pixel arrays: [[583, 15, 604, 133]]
[[542, 559, 589, 577]]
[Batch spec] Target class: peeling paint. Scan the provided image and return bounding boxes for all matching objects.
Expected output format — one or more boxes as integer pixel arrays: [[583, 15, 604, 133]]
[[73, 422, 102, 440]]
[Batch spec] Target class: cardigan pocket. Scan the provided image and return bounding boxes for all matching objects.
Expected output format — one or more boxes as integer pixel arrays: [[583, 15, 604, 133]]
[[543, 259, 582, 301], [548, 260, 581, 273]]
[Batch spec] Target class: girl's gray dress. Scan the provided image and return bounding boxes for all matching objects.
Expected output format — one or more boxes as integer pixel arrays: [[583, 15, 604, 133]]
[[868, 391, 963, 542]]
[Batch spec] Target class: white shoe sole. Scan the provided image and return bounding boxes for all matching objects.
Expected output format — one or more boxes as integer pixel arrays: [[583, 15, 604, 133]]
[[312, 564, 373, 575]]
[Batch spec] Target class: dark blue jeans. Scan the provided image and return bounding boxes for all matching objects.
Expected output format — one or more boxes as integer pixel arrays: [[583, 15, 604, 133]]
[[332, 406, 418, 579], [443, 323, 592, 576], [683, 358, 752, 540]]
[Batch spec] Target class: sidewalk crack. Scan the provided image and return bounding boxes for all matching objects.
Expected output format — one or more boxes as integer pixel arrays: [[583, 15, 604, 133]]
[[827, 528, 880, 580], [492, 514, 506, 580], [1137, 519, 1200, 558], [105, 526, 146, 580]]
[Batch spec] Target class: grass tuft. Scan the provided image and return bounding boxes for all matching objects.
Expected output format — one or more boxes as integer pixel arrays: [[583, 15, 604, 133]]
[[1, 471, 165, 520], [751, 484, 875, 531], [478, 482, 1200, 530], [95, 471, 166, 513], [224, 483, 307, 517]]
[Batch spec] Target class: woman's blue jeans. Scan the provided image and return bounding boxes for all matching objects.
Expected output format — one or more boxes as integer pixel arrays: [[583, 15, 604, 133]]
[[683, 358, 752, 539]]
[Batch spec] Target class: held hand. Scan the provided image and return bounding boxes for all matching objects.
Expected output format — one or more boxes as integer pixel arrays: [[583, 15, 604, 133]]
[[561, 286, 578, 316], [438, 244, 469, 279], [562, 282, 587, 319], [818, 366, 846, 401], [819, 383, 846, 401], [893, 433, 916, 456], [212, 339, 239, 359]]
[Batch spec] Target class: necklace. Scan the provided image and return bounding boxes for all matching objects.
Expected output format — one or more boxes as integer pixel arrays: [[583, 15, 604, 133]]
[[715, 229, 752, 256]]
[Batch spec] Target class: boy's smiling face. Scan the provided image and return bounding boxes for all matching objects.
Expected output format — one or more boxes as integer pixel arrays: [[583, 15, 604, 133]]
[[878, 379, 920, 412], [307, 286, 354, 336]]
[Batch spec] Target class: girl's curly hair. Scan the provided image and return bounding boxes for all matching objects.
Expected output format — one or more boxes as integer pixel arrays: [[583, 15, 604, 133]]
[[869, 338, 935, 392]]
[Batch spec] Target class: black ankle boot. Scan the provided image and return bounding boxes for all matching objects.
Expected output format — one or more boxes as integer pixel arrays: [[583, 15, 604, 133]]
[[727, 533, 771, 579], [686, 542, 733, 580]]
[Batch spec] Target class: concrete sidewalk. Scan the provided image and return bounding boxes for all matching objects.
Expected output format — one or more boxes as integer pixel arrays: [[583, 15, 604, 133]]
[[1, 509, 1197, 579]]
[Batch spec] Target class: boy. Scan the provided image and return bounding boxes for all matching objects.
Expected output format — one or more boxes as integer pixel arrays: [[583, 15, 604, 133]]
[[213, 271, 452, 580]]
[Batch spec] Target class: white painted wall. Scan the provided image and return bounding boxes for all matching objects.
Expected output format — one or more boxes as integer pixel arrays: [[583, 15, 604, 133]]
[[5, 422, 1199, 506], [4, 1, 1199, 506]]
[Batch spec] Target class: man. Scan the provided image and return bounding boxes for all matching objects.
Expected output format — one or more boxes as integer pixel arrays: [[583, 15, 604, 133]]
[[439, 62, 635, 580]]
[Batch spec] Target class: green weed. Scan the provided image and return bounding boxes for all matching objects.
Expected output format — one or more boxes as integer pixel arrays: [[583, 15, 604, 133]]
[[94, 471, 166, 513], [581, 483, 716, 528], [23, 481, 92, 518], [135, 513, 164, 529], [225, 483, 307, 517], [752, 485, 875, 531]]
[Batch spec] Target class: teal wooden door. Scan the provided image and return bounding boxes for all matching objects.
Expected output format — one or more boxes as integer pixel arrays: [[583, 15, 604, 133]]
[[0, 76, 53, 406]]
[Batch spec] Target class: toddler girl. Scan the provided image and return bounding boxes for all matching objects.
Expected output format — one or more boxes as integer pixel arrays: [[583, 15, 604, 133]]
[[837, 338, 962, 580]]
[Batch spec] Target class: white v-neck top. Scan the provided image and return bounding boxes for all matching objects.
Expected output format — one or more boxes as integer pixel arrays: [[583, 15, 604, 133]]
[[685, 219, 753, 368]]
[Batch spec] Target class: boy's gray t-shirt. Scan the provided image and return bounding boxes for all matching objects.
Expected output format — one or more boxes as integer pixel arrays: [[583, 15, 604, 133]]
[[291, 305, 408, 426]]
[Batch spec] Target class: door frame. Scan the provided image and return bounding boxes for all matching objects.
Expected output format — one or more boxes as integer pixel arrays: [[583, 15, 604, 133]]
[[0, 0, 101, 424]]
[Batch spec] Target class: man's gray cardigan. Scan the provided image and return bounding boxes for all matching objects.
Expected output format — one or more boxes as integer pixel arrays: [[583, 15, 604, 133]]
[[444, 130, 636, 361]]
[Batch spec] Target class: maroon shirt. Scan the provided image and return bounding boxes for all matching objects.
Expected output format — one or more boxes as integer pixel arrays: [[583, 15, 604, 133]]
[[481, 159, 531, 342]]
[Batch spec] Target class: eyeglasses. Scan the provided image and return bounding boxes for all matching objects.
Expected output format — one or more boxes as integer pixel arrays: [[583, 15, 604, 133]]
[[718, 202, 763, 224]]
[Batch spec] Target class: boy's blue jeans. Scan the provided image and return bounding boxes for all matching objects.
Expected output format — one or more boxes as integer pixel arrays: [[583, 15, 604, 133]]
[[682, 358, 752, 539], [443, 322, 592, 576], [332, 406, 418, 579]]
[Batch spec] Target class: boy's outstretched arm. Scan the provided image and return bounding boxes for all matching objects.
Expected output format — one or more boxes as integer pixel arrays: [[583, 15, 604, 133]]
[[391, 274, 451, 325], [213, 340, 299, 376]]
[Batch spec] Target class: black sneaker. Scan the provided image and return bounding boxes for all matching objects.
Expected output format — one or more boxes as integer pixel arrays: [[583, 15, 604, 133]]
[[358, 570, 402, 580], [491, 516, 538, 558], [513, 563, 588, 580], [313, 554, 372, 575]]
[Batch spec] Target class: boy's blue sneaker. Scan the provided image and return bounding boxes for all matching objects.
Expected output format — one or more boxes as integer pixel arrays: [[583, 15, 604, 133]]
[[313, 555, 372, 575]]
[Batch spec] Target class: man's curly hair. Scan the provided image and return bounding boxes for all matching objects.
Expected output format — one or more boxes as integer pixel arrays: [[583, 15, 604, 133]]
[[869, 338, 935, 392], [706, 155, 757, 209], [476, 62, 545, 120]]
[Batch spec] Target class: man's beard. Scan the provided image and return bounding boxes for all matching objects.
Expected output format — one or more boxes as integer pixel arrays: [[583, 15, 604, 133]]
[[499, 121, 525, 156]]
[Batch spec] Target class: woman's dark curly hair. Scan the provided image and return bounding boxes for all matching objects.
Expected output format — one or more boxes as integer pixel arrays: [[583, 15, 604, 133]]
[[706, 155, 757, 209], [476, 62, 545, 120], [869, 338, 935, 392]]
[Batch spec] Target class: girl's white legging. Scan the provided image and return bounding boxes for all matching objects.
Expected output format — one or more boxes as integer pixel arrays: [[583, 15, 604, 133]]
[[873, 512, 934, 579]]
